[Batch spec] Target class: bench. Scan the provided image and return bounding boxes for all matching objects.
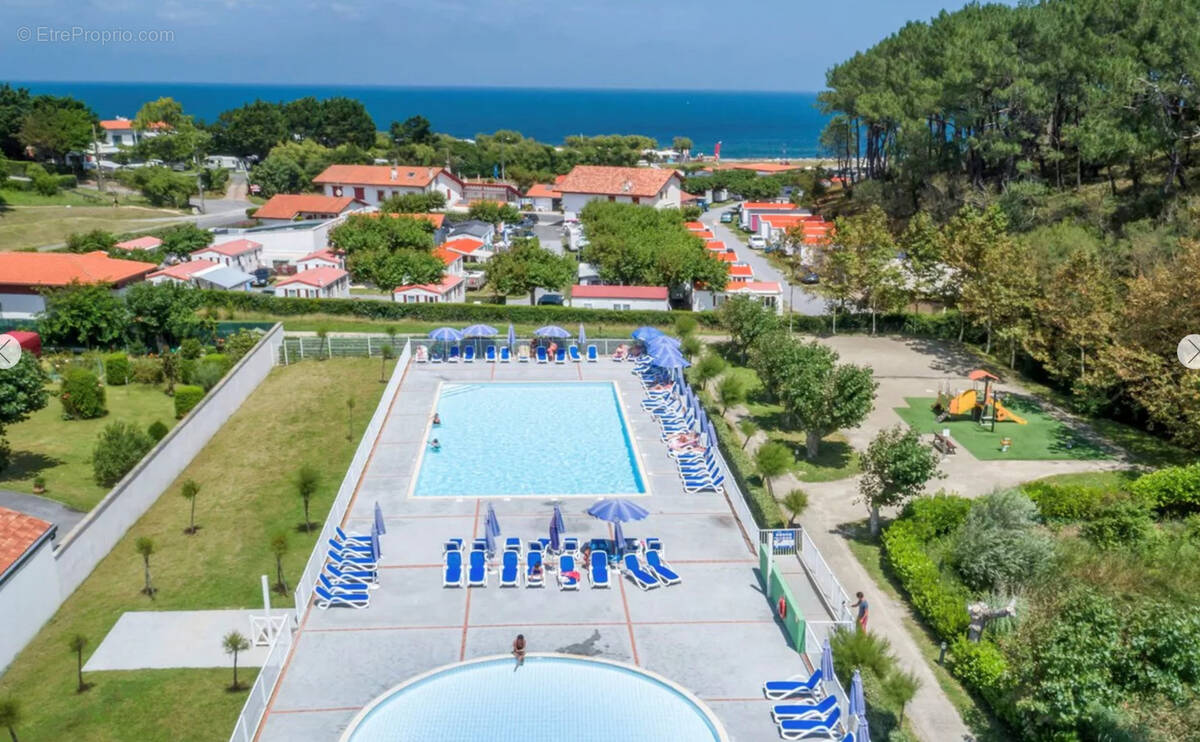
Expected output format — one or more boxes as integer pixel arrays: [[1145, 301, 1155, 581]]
[[932, 432, 957, 455]]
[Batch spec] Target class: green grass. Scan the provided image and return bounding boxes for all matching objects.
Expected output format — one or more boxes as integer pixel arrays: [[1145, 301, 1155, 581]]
[[1025, 469, 1140, 491], [0, 202, 186, 251], [1, 383, 178, 511], [0, 359, 389, 742], [0, 187, 151, 208], [894, 396, 1109, 461], [843, 520, 1012, 742]]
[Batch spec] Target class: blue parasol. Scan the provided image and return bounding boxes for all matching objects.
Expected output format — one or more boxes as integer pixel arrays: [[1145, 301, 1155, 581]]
[[849, 669, 865, 719], [858, 717, 872, 742], [549, 513, 561, 552], [706, 419, 719, 450], [578, 323, 587, 348], [373, 501, 386, 535], [484, 503, 501, 555], [428, 327, 463, 341], [820, 639, 835, 689], [587, 498, 650, 523], [461, 324, 498, 337], [650, 350, 691, 369], [613, 521, 626, 556], [632, 326, 664, 342], [552, 505, 566, 534], [645, 337, 682, 358], [507, 323, 516, 349], [370, 520, 381, 562], [534, 325, 571, 338]]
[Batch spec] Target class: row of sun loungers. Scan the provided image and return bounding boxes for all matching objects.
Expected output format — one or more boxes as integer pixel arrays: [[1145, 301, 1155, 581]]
[[314, 527, 380, 609], [441, 537, 682, 591], [639, 375, 728, 494], [761, 669, 853, 740], [416, 344, 604, 363]]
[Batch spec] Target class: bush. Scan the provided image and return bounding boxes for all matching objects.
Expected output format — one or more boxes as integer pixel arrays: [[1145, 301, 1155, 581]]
[[103, 352, 130, 385], [60, 368, 106, 420], [147, 420, 168, 443], [179, 357, 197, 385], [900, 493, 971, 540], [223, 330, 261, 362], [201, 353, 232, 376], [1080, 501, 1154, 550], [191, 359, 227, 391], [881, 519, 972, 639], [1130, 463, 1200, 515], [174, 385, 204, 419], [130, 357, 163, 384], [1024, 481, 1114, 523], [947, 636, 1010, 703], [179, 338, 204, 360], [954, 490, 1054, 592], [92, 421, 152, 487]]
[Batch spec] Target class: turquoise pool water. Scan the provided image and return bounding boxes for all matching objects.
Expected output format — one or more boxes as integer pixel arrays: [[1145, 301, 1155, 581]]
[[412, 382, 645, 497], [342, 656, 724, 742]]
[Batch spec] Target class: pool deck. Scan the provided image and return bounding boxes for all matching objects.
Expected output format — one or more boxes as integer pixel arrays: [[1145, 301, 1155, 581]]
[[258, 358, 835, 742]]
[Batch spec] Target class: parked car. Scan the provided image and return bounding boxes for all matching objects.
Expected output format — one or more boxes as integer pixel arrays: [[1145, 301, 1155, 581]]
[[801, 271, 820, 285], [748, 235, 766, 250], [720, 212, 733, 223], [537, 293, 564, 306]]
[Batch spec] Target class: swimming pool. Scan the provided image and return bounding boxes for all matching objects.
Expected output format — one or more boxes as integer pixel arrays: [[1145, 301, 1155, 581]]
[[411, 382, 646, 497], [340, 655, 727, 742]]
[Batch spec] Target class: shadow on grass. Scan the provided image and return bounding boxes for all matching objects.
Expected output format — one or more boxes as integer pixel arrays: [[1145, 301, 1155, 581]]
[[0, 450, 64, 483]]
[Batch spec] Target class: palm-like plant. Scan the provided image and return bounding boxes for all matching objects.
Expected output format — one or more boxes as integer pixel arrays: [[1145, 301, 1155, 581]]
[[829, 626, 893, 683], [717, 374, 746, 415], [68, 634, 89, 692], [881, 668, 921, 722], [222, 631, 251, 691], [754, 440, 793, 500], [782, 489, 809, 527], [737, 419, 759, 450], [180, 479, 200, 535], [0, 697, 20, 742], [296, 465, 320, 532], [269, 531, 289, 594], [135, 536, 156, 598], [346, 396, 356, 441]]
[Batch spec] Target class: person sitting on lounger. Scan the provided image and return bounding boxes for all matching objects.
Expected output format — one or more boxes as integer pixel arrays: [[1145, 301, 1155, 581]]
[[667, 432, 701, 448], [512, 634, 526, 668], [581, 544, 591, 568], [432, 413, 441, 426], [529, 562, 544, 580], [612, 344, 628, 360], [547, 342, 558, 358], [429, 438, 441, 452], [563, 569, 581, 582]]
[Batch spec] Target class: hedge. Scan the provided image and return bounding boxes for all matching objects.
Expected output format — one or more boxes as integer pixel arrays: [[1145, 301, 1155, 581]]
[[60, 368, 107, 420], [700, 396, 784, 528], [1130, 463, 1200, 515], [173, 385, 204, 419], [103, 352, 130, 386], [881, 518, 972, 639], [947, 636, 1012, 715]]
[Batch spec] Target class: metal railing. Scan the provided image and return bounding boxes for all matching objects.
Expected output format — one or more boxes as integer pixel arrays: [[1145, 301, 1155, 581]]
[[227, 616, 294, 742], [804, 621, 850, 731], [799, 528, 854, 623], [292, 339, 411, 621], [281, 335, 643, 363]]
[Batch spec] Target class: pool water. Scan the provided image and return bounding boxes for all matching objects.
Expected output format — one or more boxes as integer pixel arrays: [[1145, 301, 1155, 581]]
[[412, 382, 646, 497], [342, 656, 725, 742]]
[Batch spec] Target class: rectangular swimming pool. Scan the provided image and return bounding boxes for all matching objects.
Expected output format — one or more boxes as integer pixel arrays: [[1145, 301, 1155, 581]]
[[411, 382, 647, 497]]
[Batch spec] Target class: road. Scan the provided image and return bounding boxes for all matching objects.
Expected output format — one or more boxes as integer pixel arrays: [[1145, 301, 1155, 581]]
[[700, 203, 827, 316]]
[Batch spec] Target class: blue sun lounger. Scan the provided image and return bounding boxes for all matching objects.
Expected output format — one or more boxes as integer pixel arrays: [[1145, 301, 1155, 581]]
[[587, 344, 598, 362], [644, 550, 680, 586], [443, 549, 464, 587], [568, 345, 581, 362], [536, 346, 548, 363], [589, 549, 610, 588], [326, 563, 377, 589], [555, 348, 566, 364], [500, 346, 511, 362], [328, 537, 372, 555], [326, 547, 376, 570], [558, 553, 580, 590], [500, 550, 520, 587], [318, 573, 372, 599], [335, 526, 371, 544], [485, 345, 496, 362], [771, 695, 840, 722], [526, 551, 545, 587], [763, 669, 824, 700], [463, 345, 476, 362], [776, 706, 841, 740], [448, 346, 460, 363], [468, 549, 487, 587], [504, 537, 522, 553], [315, 584, 370, 609], [622, 553, 660, 590]]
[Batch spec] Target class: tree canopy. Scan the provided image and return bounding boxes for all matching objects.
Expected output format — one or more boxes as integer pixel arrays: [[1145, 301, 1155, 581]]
[[483, 237, 577, 303], [580, 201, 727, 290], [329, 214, 442, 291]]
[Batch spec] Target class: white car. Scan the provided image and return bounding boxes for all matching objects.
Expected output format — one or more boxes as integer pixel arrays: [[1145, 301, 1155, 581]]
[[748, 235, 766, 250]]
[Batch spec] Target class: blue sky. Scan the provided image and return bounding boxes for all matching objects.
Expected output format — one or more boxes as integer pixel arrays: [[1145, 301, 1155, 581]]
[[1, 0, 988, 91]]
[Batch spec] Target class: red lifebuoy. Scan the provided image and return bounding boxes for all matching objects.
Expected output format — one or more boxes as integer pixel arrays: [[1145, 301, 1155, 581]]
[[778, 596, 788, 619]]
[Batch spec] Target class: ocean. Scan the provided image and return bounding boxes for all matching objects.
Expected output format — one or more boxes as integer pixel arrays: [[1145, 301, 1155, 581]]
[[12, 81, 829, 160]]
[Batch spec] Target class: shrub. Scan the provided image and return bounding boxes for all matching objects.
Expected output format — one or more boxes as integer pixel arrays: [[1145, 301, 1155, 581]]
[[191, 359, 227, 391], [881, 519, 971, 639], [223, 330, 260, 362], [103, 352, 130, 385], [147, 420, 168, 443], [92, 421, 152, 487], [954, 490, 1054, 592], [1080, 501, 1154, 550], [829, 625, 895, 682], [202, 353, 232, 375], [1024, 481, 1113, 523], [900, 493, 971, 540], [174, 385, 204, 419], [179, 338, 204, 360], [947, 636, 1010, 701], [60, 369, 106, 420], [130, 357, 163, 384], [0, 436, 10, 472], [1130, 463, 1200, 515], [179, 357, 197, 385]]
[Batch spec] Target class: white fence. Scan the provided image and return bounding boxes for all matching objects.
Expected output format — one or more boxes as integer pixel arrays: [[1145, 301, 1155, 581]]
[[799, 528, 854, 623], [804, 622, 851, 727], [292, 339, 411, 621], [227, 615, 294, 742]]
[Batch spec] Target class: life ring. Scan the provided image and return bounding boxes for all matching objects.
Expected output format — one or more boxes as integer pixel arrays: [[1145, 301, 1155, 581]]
[[777, 596, 788, 619]]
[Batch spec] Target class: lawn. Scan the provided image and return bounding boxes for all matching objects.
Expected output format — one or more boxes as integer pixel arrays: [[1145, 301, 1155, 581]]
[[0, 203, 185, 251], [0, 358, 389, 742], [1, 383, 178, 512], [893, 395, 1109, 461]]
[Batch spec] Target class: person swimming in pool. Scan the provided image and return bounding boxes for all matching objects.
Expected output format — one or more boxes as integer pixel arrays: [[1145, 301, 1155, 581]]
[[429, 438, 441, 452], [432, 412, 441, 426]]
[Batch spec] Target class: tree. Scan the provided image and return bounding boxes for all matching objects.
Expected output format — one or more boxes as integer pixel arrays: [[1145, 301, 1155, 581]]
[[672, 136, 693, 154], [0, 697, 20, 742], [346, 396, 356, 441], [68, 634, 89, 693], [0, 354, 48, 472], [390, 115, 435, 147], [717, 373, 746, 415], [331, 214, 441, 291], [483, 237, 576, 303], [212, 100, 288, 159], [132, 97, 209, 164], [781, 489, 809, 526], [122, 166, 195, 208], [65, 229, 117, 254], [316, 97, 375, 149], [717, 296, 779, 361], [93, 422, 152, 487], [754, 440, 793, 500], [1027, 247, 1119, 387], [160, 351, 178, 397], [0, 83, 33, 157], [38, 281, 130, 348], [379, 192, 445, 214], [160, 223, 213, 255], [579, 201, 727, 290], [180, 479, 200, 535], [881, 668, 921, 722], [692, 352, 726, 394], [18, 95, 95, 161], [222, 631, 251, 691], [859, 425, 942, 534], [296, 465, 320, 532], [124, 282, 211, 349], [269, 531, 289, 594], [738, 418, 759, 450], [468, 201, 521, 226], [681, 335, 702, 360], [135, 536, 156, 598]]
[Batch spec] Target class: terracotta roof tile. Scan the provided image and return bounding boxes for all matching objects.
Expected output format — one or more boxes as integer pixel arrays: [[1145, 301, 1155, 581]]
[[556, 166, 678, 198], [275, 267, 348, 288], [254, 194, 361, 220], [0, 251, 154, 288], [393, 274, 464, 295], [192, 239, 263, 258], [113, 235, 163, 250], [313, 165, 458, 188], [0, 507, 53, 578], [148, 260, 220, 281], [525, 183, 561, 199]]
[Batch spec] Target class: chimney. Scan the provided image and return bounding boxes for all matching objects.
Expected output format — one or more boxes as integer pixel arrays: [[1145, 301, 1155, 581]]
[[390, 167, 398, 181]]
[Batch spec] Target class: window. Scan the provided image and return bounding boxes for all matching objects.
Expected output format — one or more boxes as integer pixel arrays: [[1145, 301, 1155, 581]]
[[608, 196, 616, 202], [377, 190, 385, 201], [354, 187, 366, 200], [633, 197, 641, 205]]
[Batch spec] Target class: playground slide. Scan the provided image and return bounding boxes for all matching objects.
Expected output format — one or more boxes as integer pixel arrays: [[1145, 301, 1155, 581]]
[[995, 401, 1027, 425], [948, 389, 976, 416]]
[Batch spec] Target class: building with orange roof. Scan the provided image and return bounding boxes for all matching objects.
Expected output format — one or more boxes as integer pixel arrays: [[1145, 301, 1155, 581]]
[[739, 202, 809, 231], [393, 242, 468, 302], [274, 266, 350, 299], [717, 162, 804, 176], [191, 239, 264, 273], [525, 183, 562, 212], [568, 284, 670, 311], [0, 506, 57, 670], [462, 179, 521, 204], [728, 264, 754, 280], [96, 117, 166, 152], [313, 165, 464, 207], [147, 259, 222, 287], [557, 166, 683, 212], [253, 194, 366, 223], [0, 251, 155, 318], [113, 235, 164, 251], [296, 249, 345, 272]]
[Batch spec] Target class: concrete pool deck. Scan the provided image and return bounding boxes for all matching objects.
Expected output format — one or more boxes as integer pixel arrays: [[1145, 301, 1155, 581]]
[[257, 359, 837, 741]]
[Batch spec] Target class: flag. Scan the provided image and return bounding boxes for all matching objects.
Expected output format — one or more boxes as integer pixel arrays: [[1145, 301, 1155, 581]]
[[714, 141, 722, 160]]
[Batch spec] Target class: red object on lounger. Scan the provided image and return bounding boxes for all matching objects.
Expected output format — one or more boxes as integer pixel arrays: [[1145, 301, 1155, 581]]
[[7, 331, 41, 357]]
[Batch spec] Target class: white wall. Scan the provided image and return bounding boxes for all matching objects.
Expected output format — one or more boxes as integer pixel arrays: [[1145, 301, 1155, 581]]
[[569, 296, 670, 311], [0, 293, 46, 319], [0, 539, 58, 671], [217, 219, 341, 268]]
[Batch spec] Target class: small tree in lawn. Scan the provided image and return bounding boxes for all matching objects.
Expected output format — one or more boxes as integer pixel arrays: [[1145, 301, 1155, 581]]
[[782, 489, 809, 527], [0, 697, 20, 742], [222, 631, 251, 691], [754, 440, 793, 500], [346, 396, 356, 440], [859, 425, 942, 535], [881, 667, 921, 722], [379, 344, 394, 383], [160, 350, 178, 397], [316, 326, 330, 360], [717, 374, 746, 415], [692, 353, 726, 395], [681, 335, 702, 360], [738, 419, 759, 450], [270, 531, 289, 594], [296, 465, 320, 533], [68, 633, 89, 692], [135, 536, 156, 598], [180, 479, 200, 534]]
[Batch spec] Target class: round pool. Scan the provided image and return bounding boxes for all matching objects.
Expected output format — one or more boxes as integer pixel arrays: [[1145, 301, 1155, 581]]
[[340, 654, 728, 742]]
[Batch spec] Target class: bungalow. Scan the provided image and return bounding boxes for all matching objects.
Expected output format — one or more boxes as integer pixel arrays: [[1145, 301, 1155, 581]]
[[296, 249, 345, 272], [113, 235, 163, 251], [253, 194, 365, 224], [147, 260, 221, 286], [192, 266, 255, 292], [273, 267, 351, 299], [557, 166, 683, 211], [97, 117, 165, 151], [692, 280, 783, 314], [447, 220, 496, 245], [440, 236, 490, 289], [0, 251, 153, 318], [758, 214, 832, 261], [191, 239, 264, 273], [739, 202, 808, 231], [463, 179, 522, 204], [392, 246, 466, 304], [313, 164, 464, 207], [525, 183, 561, 212], [568, 284, 670, 311]]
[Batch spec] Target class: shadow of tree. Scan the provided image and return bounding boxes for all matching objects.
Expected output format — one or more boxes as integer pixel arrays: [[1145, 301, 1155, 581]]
[[0, 451, 64, 483], [904, 337, 997, 378]]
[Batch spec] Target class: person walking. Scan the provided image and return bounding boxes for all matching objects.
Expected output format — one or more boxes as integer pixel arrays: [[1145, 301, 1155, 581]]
[[851, 591, 869, 632]]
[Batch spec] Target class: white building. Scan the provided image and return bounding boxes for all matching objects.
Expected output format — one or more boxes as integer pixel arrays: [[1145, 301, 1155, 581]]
[[692, 280, 783, 314], [96, 117, 164, 152], [313, 164, 464, 207], [392, 246, 467, 303], [273, 267, 351, 299], [295, 249, 345, 273], [210, 216, 347, 272], [525, 183, 561, 212], [556, 166, 683, 212], [0, 508, 58, 672], [568, 284, 671, 311], [0, 252, 153, 319], [738, 202, 808, 231], [147, 260, 222, 286], [190, 239, 264, 273]]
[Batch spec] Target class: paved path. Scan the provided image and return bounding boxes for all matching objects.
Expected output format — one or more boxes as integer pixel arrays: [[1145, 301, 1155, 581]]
[[0, 489, 85, 536], [85, 610, 274, 671]]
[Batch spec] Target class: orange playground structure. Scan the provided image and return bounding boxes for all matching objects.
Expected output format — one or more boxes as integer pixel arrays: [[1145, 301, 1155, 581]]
[[933, 369, 1027, 430]]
